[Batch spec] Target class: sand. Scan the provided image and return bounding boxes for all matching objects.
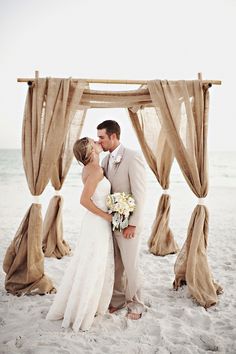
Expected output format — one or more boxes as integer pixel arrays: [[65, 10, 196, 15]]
[[0, 157, 236, 354]]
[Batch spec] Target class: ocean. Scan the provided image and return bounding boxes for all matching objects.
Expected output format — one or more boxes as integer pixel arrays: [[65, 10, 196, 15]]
[[0, 149, 235, 188]]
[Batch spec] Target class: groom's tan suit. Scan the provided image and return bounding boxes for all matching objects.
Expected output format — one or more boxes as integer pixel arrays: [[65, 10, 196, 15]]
[[102, 144, 146, 311]]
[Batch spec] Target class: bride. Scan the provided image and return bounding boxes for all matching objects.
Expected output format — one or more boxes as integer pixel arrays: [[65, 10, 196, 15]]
[[46, 137, 114, 332]]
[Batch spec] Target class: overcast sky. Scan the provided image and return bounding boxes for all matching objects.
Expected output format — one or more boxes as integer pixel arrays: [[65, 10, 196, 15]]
[[0, 0, 235, 151]]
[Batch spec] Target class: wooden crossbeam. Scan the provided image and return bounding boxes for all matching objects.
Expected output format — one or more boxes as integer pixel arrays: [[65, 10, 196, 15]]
[[17, 71, 221, 86], [17, 77, 222, 86]]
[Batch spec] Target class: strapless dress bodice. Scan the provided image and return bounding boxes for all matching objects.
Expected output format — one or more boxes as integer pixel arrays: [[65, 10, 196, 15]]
[[91, 177, 111, 211]]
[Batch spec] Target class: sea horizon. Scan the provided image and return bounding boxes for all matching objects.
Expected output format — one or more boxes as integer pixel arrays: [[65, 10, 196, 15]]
[[0, 148, 236, 153]]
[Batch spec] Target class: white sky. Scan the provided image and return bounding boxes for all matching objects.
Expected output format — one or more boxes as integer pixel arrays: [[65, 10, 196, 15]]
[[0, 0, 236, 151]]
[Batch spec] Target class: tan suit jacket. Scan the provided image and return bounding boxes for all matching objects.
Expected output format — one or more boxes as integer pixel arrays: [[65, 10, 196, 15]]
[[102, 145, 146, 227], [102, 145, 147, 310]]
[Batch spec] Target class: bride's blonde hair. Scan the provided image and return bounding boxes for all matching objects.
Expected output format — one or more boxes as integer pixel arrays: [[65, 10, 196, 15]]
[[73, 137, 94, 166]]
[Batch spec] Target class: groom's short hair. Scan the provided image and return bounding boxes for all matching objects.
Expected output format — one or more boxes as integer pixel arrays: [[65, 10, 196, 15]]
[[97, 120, 121, 140]]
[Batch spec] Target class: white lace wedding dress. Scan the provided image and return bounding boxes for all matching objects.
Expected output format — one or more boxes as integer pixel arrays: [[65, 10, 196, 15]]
[[46, 177, 114, 332]]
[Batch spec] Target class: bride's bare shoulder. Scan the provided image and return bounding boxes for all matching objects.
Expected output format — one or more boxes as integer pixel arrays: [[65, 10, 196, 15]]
[[82, 165, 103, 184]]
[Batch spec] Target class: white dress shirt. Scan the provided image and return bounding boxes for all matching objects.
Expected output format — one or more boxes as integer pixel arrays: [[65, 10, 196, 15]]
[[108, 144, 121, 173]]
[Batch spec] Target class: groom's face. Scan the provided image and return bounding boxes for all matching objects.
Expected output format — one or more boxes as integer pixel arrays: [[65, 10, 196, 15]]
[[97, 128, 115, 152]]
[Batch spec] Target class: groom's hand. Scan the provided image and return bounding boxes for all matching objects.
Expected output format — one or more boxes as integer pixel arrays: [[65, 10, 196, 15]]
[[123, 225, 136, 239]]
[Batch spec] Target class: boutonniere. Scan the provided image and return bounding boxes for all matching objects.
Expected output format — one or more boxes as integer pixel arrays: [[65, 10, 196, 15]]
[[114, 155, 122, 164]]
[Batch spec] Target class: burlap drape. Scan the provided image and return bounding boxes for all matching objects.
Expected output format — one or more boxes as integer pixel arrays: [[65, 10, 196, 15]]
[[42, 107, 87, 259], [3, 78, 86, 295], [128, 107, 179, 256], [148, 80, 222, 307]]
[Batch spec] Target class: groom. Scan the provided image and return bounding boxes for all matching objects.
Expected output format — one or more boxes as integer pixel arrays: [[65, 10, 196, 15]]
[[97, 120, 146, 320]]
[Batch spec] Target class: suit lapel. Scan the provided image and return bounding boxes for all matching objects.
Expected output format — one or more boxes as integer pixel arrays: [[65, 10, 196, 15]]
[[103, 154, 110, 178], [109, 145, 125, 182]]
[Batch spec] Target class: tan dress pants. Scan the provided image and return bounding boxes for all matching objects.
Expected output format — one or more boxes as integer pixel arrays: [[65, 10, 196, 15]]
[[110, 228, 144, 313]]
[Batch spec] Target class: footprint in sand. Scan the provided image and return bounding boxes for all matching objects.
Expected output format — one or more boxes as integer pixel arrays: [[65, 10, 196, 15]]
[[198, 334, 220, 352], [144, 299, 152, 308], [15, 336, 23, 349], [120, 317, 128, 330], [0, 317, 6, 326], [169, 308, 184, 318], [224, 261, 231, 266], [146, 324, 162, 344], [223, 264, 233, 271], [170, 308, 212, 330]]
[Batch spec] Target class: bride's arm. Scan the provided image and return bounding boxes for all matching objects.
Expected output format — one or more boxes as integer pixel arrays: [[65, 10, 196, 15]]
[[80, 172, 112, 222]]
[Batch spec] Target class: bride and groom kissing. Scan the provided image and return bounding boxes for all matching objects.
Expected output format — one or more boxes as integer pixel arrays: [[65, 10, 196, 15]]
[[46, 120, 147, 332]]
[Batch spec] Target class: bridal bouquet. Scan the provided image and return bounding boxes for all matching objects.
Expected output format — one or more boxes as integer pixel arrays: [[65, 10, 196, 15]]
[[106, 192, 136, 231]]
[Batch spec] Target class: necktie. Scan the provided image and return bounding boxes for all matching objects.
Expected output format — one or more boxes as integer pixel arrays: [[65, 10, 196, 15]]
[[108, 154, 115, 173]]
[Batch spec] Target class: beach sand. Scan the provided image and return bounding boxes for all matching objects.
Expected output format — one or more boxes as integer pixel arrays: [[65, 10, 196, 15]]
[[0, 154, 236, 354]]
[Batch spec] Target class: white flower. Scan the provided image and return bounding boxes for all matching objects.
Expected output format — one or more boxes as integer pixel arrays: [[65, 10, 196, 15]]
[[114, 155, 122, 164]]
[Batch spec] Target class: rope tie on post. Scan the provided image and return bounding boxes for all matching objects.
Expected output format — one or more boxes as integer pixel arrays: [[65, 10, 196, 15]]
[[162, 189, 169, 195], [32, 195, 41, 204], [197, 197, 206, 205]]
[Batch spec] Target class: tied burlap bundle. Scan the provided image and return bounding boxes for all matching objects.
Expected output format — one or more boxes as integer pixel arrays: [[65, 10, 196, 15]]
[[42, 196, 71, 258], [3, 205, 55, 295], [128, 106, 178, 256], [174, 205, 223, 307], [148, 194, 179, 256]]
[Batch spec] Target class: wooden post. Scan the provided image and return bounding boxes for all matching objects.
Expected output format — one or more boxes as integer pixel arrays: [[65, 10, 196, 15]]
[[198, 72, 203, 80]]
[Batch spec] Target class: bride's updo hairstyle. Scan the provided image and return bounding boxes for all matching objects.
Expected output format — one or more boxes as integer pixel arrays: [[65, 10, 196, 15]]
[[73, 137, 94, 166]]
